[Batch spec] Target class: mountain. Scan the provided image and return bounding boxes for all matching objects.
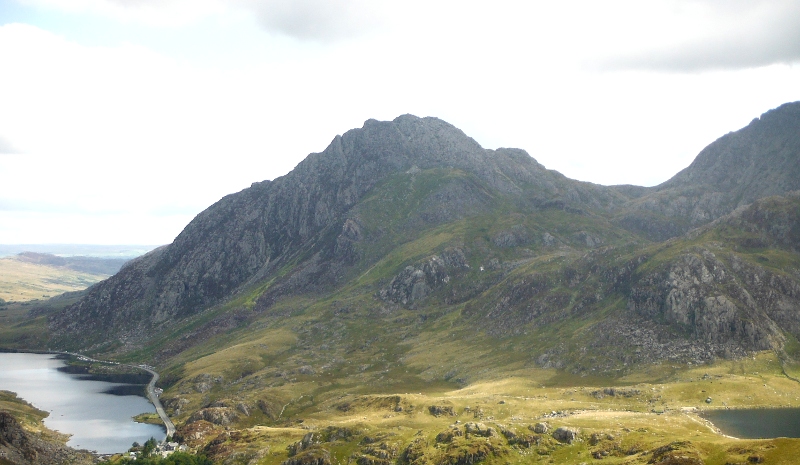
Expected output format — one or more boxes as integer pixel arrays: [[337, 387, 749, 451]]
[[48, 104, 800, 367], [50, 104, 800, 370], [48, 115, 633, 351], [23, 102, 800, 463]]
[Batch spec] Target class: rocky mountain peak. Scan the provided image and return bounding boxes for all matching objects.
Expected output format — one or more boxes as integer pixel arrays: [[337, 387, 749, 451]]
[[660, 101, 800, 198], [48, 114, 575, 349], [615, 101, 800, 240]]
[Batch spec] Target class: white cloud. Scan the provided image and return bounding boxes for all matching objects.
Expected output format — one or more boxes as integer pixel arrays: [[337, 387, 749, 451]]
[[0, 136, 19, 154]]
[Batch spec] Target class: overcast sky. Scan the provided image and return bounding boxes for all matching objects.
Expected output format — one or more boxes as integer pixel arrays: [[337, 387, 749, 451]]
[[1, 0, 799, 245]]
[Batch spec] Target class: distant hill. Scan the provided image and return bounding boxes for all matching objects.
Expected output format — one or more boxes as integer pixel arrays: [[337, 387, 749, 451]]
[[0, 253, 119, 303], [0, 244, 160, 259], [13, 252, 129, 276]]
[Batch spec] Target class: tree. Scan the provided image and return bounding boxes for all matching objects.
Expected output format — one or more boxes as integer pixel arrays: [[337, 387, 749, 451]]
[[142, 436, 158, 458]]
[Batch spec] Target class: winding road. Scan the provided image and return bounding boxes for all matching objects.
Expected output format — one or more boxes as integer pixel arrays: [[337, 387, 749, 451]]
[[139, 366, 176, 439]]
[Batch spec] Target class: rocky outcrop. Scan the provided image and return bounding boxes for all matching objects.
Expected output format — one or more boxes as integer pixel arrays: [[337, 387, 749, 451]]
[[492, 226, 531, 248], [552, 427, 579, 444], [627, 247, 796, 352], [187, 407, 239, 426], [380, 248, 468, 305], [463, 422, 497, 438], [283, 447, 331, 465], [531, 423, 549, 434], [427, 405, 456, 417]]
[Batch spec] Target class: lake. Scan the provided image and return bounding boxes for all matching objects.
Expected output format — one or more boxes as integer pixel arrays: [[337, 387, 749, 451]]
[[0, 352, 165, 453], [702, 407, 800, 439]]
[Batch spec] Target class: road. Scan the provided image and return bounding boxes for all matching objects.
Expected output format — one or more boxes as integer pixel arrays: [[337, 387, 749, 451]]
[[140, 366, 176, 439]]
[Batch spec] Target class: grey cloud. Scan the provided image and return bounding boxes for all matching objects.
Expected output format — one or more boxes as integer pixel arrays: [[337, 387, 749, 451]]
[[601, 1, 800, 72], [235, 0, 384, 42]]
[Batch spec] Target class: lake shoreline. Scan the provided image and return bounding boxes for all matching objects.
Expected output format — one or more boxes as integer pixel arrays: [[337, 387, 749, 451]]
[[699, 406, 800, 439], [0, 351, 167, 453]]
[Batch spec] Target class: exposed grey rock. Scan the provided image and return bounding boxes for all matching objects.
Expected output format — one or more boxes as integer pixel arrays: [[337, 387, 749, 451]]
[[493, 225, 531, 248], [531, 422, 549, 434], [552, 426, 579, 443], [627, 246, 795, 352], [380, 248, 468, 305], [237, 403, 251, 416], [463, 422, 496, 438], [298, 365, 316, 375], [427, 405, 456, 417], [187, 407, 239, 426], [573, 231, 603, 248]]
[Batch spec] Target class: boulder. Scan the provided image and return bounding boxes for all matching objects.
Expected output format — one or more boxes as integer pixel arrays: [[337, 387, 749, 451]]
[[552, 426, 579, 443], [531, 422, 549, 434]]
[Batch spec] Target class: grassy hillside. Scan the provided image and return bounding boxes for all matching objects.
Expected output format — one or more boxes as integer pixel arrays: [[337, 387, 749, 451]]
[[157, 351, 800, 464]]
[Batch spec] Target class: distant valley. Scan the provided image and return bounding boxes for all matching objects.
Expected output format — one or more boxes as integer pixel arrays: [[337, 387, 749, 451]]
[[0, 252, 135, 303]]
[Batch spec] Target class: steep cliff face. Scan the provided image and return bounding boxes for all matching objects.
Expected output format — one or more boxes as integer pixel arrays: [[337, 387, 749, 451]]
[[627, 251, 792, 352], [620, 195, 800, 364], [615, 102, 800, 240]]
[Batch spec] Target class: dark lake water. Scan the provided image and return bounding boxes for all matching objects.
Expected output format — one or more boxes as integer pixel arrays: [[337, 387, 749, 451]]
[[0, 352, 165, 453], [702, 408, 800, 439]]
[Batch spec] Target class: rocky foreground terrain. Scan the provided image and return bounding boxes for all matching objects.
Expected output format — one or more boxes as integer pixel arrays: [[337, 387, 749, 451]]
[[3, 102, 800, 464], [0, 392, 93, 465]]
